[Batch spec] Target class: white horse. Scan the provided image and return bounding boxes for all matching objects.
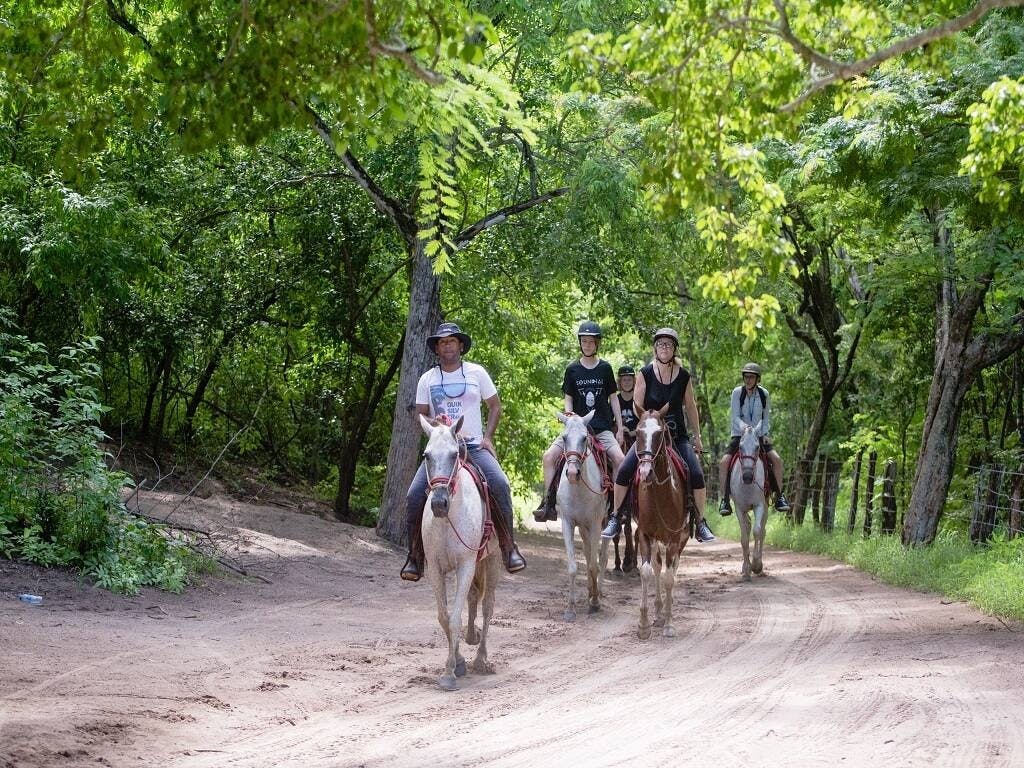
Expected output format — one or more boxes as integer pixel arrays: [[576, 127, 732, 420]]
[[554, 411, 610, 621], [419, 414, 501, 691], [731, 420, 768, 582]]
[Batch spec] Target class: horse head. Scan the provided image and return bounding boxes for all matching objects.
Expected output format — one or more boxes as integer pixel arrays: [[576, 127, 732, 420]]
[[738, 421, 762, 485], [635, 409, 668, 482], [419, 413, 465, 517], [556, 410, 594, 484]]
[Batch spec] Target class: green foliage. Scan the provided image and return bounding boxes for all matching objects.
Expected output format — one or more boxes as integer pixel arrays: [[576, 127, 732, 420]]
[[0, 312, 197, 593]]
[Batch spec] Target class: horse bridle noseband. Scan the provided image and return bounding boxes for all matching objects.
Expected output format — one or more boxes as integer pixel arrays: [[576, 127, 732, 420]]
[[737, 426, 763, 486]]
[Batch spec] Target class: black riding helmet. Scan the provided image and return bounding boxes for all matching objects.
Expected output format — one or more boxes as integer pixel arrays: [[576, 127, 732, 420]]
[[577, 320, 601, 357], [617, 365, 635, 376]]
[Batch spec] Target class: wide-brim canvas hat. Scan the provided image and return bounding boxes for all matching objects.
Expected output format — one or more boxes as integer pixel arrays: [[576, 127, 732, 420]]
[[427, 322, 472, 353]]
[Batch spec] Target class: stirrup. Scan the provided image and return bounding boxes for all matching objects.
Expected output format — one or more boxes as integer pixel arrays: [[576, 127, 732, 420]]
[[400, 554, 423, 582], [505, 545, 527, 573], [532, 503, 550, 523]]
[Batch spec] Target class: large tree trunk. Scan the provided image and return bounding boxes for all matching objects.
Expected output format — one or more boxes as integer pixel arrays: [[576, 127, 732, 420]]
[[902, 277, 1024, 545], [376, 243, 441, 545]]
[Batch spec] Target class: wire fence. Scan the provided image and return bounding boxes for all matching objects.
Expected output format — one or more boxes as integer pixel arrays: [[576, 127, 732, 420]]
[[705, 451, 1024, 541]]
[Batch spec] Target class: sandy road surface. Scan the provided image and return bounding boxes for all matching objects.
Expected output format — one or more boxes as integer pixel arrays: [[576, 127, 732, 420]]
[[2, 492, 1022, 768]]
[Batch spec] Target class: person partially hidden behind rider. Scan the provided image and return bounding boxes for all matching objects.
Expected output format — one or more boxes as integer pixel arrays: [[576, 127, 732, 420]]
[[718, 362, 791, 516], [602, 327, 716, 543], [616, 365, 639, 451], [533, 321, 625, 522], [401, 322, 527, 581]]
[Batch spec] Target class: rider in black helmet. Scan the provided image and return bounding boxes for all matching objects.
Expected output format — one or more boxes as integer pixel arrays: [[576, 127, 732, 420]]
[[616, 365, 639, 450], [718, 362, 791, 515], [533, 321, 626, 522], [602, 327, 716, 543]]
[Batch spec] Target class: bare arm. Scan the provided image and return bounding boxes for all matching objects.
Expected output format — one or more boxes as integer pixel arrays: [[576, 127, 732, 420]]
[[684, 379, 703, 454], [634, 374, 648, 414], [564, 394, 574, 413], [610, 392, 624, 445], [482, 393, 501, 456]]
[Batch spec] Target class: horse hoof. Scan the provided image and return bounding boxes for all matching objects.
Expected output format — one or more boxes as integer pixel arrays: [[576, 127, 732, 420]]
[[454, 659, 467, 677], [439, 674, 457, 691], [663, 626, 676, 638], [653, 617, 665, 627], [588, 603, 600, 614], [638, 625, 652, 641], [742, 572, 752, 582], [751, 561, 763, 575], [563, 610, 577, 622], [472, 659, 495, 675]]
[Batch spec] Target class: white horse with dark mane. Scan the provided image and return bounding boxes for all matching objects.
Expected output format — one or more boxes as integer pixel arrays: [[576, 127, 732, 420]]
[[554, 411, 610, 621], [730, 420, 769, 581], [419, 414, 501, 690]]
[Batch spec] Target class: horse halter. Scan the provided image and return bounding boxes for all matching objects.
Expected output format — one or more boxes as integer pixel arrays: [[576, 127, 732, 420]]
[[737, 426, 762, 485]]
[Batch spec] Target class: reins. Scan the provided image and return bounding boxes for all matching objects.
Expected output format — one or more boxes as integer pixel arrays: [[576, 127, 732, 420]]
[[426, 447, 493, 558]]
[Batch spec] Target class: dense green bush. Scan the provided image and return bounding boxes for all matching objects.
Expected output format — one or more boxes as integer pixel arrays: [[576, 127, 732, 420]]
[[0, 312, 198, 593]]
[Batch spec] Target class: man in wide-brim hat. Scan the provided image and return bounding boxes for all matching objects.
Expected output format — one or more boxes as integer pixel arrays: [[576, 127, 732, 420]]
[[401, 321, 527, 581]]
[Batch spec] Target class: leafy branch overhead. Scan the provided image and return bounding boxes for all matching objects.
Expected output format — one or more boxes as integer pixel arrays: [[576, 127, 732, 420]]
[[568, 0, 1024, 340]]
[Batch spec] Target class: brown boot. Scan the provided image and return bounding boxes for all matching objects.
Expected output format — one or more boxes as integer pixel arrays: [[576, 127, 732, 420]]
[[493, 506, 526, 573], [400, 517, 425, 582]]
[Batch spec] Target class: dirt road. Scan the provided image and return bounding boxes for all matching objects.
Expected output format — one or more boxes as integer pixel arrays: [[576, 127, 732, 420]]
[[2, 492, 1021, 767]]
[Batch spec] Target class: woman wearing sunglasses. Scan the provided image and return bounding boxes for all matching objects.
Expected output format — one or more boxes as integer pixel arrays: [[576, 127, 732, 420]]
[[602, 327, 716, 543]]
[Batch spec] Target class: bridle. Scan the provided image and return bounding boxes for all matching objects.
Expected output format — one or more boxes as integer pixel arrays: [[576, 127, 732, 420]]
[[562, 437, 604, 496], [736, 425, 764, 489]]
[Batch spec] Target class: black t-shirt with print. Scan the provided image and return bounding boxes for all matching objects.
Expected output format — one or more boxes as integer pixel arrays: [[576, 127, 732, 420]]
[[617, 393, 639, 432], [562, 360, 617, 433]]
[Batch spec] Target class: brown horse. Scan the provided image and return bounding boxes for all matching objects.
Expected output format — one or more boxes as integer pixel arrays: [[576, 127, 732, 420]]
[[632, 409, 690, 640]]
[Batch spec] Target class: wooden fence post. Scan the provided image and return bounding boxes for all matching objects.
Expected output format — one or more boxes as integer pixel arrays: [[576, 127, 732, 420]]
[[970, 464, 1004, 544], [821, 458, 841, 533], [847, 448, 864, 534], [863, 450, 877, 537], [1010, 463, 1023, 540], [881, 459, 898, 534]]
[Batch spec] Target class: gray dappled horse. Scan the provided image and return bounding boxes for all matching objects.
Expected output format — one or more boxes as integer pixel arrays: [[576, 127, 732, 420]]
[[730, 420, 768, 581], [633, 409, 689, 640], [554, 411, 610, 621], [419, 414, 501, 691]]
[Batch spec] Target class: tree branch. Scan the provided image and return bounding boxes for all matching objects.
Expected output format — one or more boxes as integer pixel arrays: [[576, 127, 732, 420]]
[[453, 187, 568, 249], [779, 0, 1024, 112], [304, 104, 418, 242]]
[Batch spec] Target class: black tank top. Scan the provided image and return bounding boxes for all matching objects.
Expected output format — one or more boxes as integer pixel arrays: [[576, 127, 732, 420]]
[[641, 362, 690, 438]]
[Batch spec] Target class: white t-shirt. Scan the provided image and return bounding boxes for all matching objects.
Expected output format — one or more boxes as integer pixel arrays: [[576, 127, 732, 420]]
[[416, 362, 497, 445]]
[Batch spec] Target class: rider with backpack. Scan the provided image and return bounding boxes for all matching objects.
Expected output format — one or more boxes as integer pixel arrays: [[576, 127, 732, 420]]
[[718, 362, 791, 516]]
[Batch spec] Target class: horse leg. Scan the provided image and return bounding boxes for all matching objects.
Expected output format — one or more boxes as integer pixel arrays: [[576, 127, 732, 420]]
[[661, 544, 680, 637], [613, 531, 622, 573], [652, 546, 665, 627], [738, 503, 752, 582], [584, 522, 601, 613], [562, 516, 578, 622], [465, 570, 481, 646], [751, 501, 767, 575], [429, 569, 459, 691], [598, 529, 611, 598], [442, 561, 475, 689], [472, 554, 499, 674], [637, 534, 654, 641], [623, 513, 636, 573]]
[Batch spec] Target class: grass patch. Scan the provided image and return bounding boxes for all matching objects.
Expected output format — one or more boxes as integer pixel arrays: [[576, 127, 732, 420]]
[[714, 513, 1024, 623]]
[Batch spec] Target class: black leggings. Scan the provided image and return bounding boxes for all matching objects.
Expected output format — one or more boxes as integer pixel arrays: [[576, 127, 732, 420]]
[[615, 436, 705, 490]]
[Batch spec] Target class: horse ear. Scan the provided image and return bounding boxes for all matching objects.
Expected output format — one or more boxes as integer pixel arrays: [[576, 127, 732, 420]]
[[658, 402, 670, 417], [581, 410, 595, 425], [451, 415, 465, 436], [419, 414, 436, 435], [753, 419, 762, 433], [556, 410, 569, 424]]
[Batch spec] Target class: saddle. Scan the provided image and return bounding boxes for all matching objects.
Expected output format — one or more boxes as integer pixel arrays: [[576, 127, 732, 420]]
[[460, 453, 502, 562]]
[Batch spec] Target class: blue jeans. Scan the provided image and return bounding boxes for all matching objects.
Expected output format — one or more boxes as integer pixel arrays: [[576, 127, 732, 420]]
[[405, 444, 515, 535], [614, 436, 706, 490]]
